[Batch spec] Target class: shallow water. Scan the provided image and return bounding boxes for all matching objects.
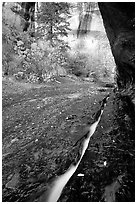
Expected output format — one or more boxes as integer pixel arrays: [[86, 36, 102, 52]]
[[46, 109, 103, 202]]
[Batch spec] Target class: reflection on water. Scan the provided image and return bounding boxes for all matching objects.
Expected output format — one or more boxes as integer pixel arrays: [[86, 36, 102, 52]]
[[46, 110, 103, 202]]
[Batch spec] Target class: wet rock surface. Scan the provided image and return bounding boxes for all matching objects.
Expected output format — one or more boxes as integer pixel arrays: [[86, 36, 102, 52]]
[[2, 79, 134, 202]]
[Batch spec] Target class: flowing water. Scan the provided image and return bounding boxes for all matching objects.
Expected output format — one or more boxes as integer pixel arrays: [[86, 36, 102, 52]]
[[46, 109, 104, 202]]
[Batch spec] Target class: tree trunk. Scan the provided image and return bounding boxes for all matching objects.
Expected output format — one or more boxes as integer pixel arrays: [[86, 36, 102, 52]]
[[49, 20, 53, 46]]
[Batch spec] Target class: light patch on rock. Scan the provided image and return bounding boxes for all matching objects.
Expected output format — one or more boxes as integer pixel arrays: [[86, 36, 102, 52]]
[[6, 172, 19, 189], [67, 93, 81, 99], [11, 138, 19, 144], [29, 99, 37, 102]]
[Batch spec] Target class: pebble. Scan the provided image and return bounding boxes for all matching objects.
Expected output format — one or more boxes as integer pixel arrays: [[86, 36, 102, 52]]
[[104, 161, 107, 166], [6, 172, 19, 189], [11, 138, 19, 143], [77, 173, 84, 177]]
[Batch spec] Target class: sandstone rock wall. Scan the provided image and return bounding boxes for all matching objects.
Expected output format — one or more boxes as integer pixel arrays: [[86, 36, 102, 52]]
[[98, 3, 135, 90]]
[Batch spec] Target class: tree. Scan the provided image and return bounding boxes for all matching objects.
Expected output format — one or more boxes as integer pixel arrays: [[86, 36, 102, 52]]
[[77, 2, 98, 37], [37, 2, 71, 46]]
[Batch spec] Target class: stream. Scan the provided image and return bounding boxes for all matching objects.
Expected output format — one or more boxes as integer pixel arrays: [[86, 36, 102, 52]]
[[46, 95, 109, 202]]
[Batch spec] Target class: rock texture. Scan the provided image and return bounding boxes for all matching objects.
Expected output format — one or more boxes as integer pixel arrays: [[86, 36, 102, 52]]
[[98, 3, 135, 90]]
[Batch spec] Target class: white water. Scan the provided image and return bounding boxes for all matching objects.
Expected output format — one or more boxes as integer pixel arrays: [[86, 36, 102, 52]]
[[47, 109, 103, 202]]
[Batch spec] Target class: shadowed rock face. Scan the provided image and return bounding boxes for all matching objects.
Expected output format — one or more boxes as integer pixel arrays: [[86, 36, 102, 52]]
[[98, 3, 135, 90]]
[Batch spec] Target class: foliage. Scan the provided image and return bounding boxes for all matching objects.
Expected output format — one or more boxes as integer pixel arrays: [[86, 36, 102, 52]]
[[65, 54, 88, 77], [2, 3, 71, 82], [14, 39, 68, 83], [2, 5, 18, 75], [2, 2, 114, 84], [65, 50, 113, 83], [37, 2, 71, 45]]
